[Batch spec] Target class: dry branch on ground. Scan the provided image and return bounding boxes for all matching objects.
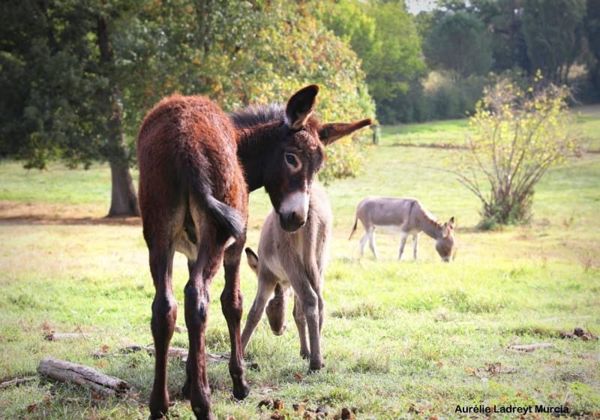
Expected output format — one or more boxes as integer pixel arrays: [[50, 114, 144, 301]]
[[0, 376, 36, 389], [508, 343, 554, 352]]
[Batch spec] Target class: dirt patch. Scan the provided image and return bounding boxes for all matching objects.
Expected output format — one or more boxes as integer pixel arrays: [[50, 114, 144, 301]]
[[0, 201, 140, 226]]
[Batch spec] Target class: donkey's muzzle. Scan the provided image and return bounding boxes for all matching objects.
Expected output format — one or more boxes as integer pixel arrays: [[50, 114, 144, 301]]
[[279, 212, 306, 232]]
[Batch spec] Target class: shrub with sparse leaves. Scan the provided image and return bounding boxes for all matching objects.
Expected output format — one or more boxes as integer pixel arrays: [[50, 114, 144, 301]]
[[455, 73, 579, 227]]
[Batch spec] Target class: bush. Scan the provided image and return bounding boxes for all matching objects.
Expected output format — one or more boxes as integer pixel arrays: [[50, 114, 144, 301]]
[[455, 73, 579, 226], [421, 72, 487, 121]]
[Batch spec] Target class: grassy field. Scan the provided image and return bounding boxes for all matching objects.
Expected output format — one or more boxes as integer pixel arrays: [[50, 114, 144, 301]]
[[0, 106, 599, 419]]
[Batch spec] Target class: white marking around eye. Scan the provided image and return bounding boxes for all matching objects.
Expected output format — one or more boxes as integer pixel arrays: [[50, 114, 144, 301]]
[[279, 190, 309, 219]]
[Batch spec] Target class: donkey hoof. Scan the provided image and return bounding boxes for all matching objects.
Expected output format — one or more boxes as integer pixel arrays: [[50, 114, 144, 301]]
[[308, 360, 324, 372], [191, 406, 215, 420], [149, 392, 170, 419], [300, 349, 310, 360], [233, 381, 250, 400]]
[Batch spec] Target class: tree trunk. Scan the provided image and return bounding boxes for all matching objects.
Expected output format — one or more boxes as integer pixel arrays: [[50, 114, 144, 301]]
[[97, 14, 140, 218], [108, 159, 139, 217]]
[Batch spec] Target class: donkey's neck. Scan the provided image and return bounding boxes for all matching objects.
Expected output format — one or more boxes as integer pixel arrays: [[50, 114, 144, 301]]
[[419, 217, 443, 240], [236, 122, 281, 191]]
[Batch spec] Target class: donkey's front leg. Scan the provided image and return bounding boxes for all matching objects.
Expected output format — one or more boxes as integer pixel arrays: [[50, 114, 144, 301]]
[[222, 242, 250, 400], [398, 231, 408, 260], [292, 294, 310, 359], [412, 233, 419, 260], [184, 239, 223, 420], [148, 241, 176, 419], [295, 281, 323, 371], [241, 269, 278, 352]]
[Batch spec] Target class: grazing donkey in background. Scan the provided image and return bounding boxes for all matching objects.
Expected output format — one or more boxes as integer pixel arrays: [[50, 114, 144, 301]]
[[137, 84, 371, 419], [242, 183, 332, 371], [349, 197, 456, 262]]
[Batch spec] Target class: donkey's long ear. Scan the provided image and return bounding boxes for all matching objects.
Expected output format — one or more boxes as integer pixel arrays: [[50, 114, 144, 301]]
[[286, 85, 319, 130], [448, 216, 456, 228], [318, 119, 372, 145], [244, 247, 259, 275]]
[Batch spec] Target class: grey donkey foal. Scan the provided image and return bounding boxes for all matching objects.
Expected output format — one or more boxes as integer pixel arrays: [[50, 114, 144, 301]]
[[349, 197, 456, 262], [242, 183, 331, 371]]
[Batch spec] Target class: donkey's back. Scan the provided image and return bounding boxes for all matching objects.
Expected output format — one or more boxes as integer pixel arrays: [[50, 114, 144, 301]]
[[354, 197, 421, 229], [137, 94, 246, 258]]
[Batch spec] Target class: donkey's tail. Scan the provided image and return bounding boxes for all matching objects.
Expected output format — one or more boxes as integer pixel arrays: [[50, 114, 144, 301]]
[[348, 216, 358, 240], [204, 195, 245, 240], [178, 151, 245, 240]]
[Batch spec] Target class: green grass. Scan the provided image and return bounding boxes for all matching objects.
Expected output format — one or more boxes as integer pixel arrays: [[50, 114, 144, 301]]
[[1, 106, 599, 419]]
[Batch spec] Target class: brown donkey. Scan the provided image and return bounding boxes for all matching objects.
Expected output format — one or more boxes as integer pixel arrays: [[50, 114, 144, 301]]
[[137, 85, 371, 419]]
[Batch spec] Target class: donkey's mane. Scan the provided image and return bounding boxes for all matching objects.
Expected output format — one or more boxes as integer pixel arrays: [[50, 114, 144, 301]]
[[421, 204, 442, 229], [230, 104, 285, 129]]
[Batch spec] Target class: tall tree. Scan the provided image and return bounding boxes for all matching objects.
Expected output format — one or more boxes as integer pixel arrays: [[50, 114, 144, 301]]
[[522, 0, 586, 84], [474, 0, 530, 73], [320, 0, 425, 123], [0, 0, 143, 216], [0, 0, 375, 201], [585, 0, 600, 92], [424, 10, 492, 78]]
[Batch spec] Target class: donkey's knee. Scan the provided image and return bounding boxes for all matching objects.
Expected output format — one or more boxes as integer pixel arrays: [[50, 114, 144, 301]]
[[299, 291, 318, 319], [184, 283, 209, 327], [220, 288, 243, 323], [151, 294, 177, 337]]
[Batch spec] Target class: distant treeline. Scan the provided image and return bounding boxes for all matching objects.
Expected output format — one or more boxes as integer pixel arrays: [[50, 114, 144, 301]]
[[322, 0, 600, 123]]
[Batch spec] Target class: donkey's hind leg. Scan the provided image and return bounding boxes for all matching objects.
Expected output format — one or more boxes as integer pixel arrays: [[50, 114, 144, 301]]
[[147, 234, 177, 419], [368, 227, 378, 259], [184, 225, 226, 419], [359, 231, 369, 257], [222, 239, 250, 400]]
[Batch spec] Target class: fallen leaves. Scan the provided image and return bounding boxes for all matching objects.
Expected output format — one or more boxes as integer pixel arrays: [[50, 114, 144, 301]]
[[257, 399, 357, 419], [466, 362, 517, 379]]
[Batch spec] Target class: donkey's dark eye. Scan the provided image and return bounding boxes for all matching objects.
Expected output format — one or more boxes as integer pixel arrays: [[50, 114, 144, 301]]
[[285, 153, 298, 167]]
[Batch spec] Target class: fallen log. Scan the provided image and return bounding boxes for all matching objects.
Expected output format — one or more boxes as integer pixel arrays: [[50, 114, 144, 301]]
[[509, 343, 554, 352], [37, 358, 130, 398], [0, 376, 36, 390]]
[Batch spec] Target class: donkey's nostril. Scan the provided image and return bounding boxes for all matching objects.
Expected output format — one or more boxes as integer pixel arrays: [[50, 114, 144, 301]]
[[292, 211, 305, 223], [280, 212, 306, 232]]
